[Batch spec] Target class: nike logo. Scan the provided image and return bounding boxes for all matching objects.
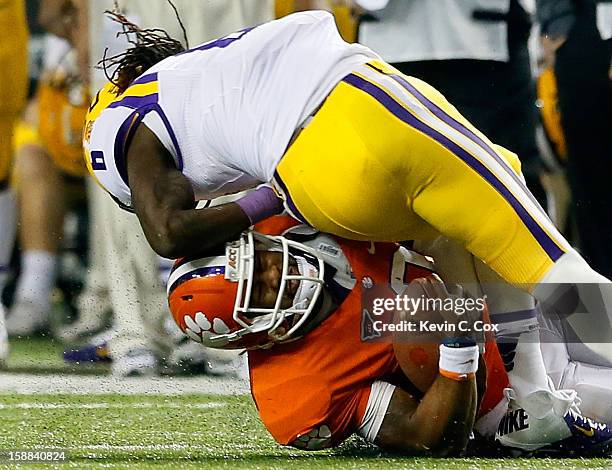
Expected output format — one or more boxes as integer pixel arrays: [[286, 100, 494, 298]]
[[574, 425, 595, 437]]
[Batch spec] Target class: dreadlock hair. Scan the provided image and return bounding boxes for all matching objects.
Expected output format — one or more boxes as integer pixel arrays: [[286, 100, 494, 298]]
[[98, 0, 189, 95]]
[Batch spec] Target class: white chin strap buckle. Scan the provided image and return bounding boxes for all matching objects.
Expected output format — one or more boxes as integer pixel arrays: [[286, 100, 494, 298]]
[[292, 256, 319, 309]]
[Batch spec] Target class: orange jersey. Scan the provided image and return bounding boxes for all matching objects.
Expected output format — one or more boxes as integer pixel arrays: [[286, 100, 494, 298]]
[[249, 217, 508, 449]]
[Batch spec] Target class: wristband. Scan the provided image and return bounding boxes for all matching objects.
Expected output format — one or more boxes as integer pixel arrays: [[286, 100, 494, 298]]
[[439, 344, 478, 381], [441, 337, 477, 348], [236, 186, 283, 224]]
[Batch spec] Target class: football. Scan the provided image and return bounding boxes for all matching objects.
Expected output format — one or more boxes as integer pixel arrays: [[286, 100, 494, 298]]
[[392, 307, 441, 393]]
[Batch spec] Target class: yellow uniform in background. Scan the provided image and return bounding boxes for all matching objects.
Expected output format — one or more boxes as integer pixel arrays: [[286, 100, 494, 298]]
[[0, 0, 28, 183], [37, 76, 89, 177], [13, 37, 89, 180], [274, 60, 571, 286], [275, 0, 357, 42]]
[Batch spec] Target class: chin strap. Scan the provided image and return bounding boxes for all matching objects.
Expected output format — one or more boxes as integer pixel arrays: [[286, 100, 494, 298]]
[[293, 256, 320, 309]]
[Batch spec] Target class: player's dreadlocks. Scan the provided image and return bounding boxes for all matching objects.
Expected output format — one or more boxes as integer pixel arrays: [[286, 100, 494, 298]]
[[99, 0, 189, 95]]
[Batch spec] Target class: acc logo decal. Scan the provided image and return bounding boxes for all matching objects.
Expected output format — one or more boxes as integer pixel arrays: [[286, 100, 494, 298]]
[[225, 244, 240, 281]]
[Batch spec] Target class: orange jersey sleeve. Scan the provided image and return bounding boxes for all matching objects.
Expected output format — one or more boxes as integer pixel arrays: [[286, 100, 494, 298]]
[[248, 220, 508, 447], [248, 240, 403, 448]]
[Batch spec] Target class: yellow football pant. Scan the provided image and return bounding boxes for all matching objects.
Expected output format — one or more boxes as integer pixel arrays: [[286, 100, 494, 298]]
[[274, 61, 571, 286], [0, 0, 28, 184]]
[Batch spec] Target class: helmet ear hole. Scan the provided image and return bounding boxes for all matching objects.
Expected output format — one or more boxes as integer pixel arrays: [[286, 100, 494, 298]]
[[181, 295, 193, 301]]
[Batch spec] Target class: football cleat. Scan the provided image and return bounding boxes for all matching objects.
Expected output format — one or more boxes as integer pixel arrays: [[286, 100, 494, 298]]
[[111, 348, 157, 377], [6, 299, 49, 336], [63, 327, 116, 364], [63, 342, 111, 364], [496, 387, 612, 456]]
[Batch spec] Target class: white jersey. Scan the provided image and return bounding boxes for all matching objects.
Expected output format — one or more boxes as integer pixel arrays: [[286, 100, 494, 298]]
[[85, 11, 378, 208]]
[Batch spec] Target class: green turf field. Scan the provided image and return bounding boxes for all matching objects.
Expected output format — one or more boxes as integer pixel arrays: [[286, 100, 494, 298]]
[[0, 339, 610, 469], [1, 393, 611, 469]]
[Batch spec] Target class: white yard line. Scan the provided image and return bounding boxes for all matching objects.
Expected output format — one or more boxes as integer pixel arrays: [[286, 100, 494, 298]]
[[0, 373, 250, 395], [74, 444, 210, 451], [0, 401, 226, 409]]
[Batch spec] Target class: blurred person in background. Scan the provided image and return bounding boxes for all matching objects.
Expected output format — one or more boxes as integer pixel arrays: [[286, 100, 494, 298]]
[[356, 0, 546, 208], [276, 0, 359, 41], [0, 0, 29, 365], [69, 0, 274, 376], [7, 28, 89, 336], [537, 0, 612, 278]]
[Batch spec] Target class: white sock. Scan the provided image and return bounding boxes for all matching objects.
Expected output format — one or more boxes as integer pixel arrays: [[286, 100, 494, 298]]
[[15, 250, 57, 309], [0, 188, 16, 295], [491, 309, 552, 397], [505, 330, 552, 396]]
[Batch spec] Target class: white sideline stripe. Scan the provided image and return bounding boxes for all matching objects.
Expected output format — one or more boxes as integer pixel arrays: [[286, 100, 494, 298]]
[[80, 444, 208, 451], [0, 373, 250, 395], [0, 402, 225, 410]]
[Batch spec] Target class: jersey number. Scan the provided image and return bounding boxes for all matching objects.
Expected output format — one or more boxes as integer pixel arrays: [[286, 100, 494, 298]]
[[90, 150, 107, 171], [185, 27, 255, 54]]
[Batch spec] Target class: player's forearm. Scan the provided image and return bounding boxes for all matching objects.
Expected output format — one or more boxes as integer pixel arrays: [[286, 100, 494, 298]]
[[380, 342, 479, 455], [156, 203, 251, 259], [137, 190, 251, 259], [132, 163, 251, 258], [406, 376, 477, 456], [145, 186, 281, 259]]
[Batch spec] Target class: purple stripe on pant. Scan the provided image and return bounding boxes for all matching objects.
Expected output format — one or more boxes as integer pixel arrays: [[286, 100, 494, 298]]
[[371, 64, 546, 217], [342, 73, 564, 262], [489, 309, 538, 323], [272, 172, 308, 225]]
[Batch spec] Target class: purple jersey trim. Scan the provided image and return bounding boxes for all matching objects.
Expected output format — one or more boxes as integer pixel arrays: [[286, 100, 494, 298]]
[[131, 73, 159, 86], [147, 104, 184, 171], [168, 266, 225, 296], [112, 102, 184, 188], [108, 93, 159, 110], [342, 73, 565, 262], [113, 111, 146, 186], [178, 27, 255, 55]]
